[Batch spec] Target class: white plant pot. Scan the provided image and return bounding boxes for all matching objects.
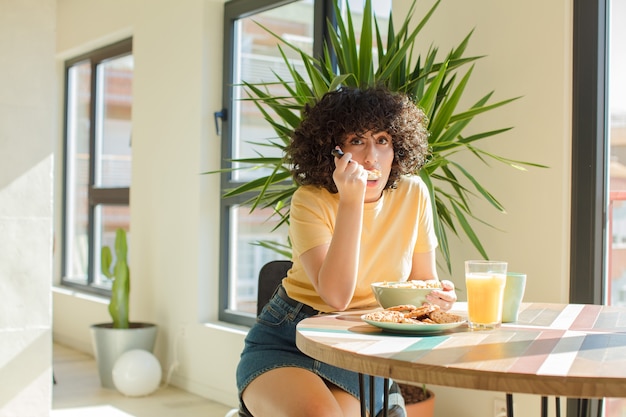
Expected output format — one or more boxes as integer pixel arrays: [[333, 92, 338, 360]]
[[90, 322, 157, 388]]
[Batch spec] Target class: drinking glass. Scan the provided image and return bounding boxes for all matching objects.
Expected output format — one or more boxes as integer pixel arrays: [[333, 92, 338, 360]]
[[502, 272, 527, 323], [465, 260, 508, 329]]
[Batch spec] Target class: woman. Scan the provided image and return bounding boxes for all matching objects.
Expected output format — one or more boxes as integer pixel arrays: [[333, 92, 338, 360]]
[[236, 86, 457, 417]]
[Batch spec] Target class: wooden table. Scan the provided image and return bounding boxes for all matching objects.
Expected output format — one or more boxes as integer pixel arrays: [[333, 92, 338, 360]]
[[296, 302, 626, 416]]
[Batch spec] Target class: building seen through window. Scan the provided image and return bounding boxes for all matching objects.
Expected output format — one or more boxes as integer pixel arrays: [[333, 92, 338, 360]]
[[62, 38, 132, 294]]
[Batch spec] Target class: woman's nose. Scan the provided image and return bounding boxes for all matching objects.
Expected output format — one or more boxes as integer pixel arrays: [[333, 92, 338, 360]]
[[363, 144, 377, 164]]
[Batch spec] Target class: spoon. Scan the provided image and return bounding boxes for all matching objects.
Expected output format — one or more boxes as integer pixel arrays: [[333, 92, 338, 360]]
[[331, 148, 381, 180], [331, 148, 346, 159]]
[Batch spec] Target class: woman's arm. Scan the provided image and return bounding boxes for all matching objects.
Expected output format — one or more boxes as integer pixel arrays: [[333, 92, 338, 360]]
[[408, 250, 438, 281], [299, 152, 367, 311], [409, 250, 457, 311]]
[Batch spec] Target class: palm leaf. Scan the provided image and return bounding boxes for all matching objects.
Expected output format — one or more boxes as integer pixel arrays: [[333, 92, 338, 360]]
[[358, 0, 374, 86]]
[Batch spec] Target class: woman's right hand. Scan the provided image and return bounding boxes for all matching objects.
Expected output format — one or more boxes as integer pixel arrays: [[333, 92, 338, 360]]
[[332, 150, 367, 202]]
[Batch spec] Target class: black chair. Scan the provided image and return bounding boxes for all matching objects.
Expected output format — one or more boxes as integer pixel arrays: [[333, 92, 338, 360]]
[[233, 260, 404, 417], [256, 260, 292, 315], [229, 261, 293, 417]]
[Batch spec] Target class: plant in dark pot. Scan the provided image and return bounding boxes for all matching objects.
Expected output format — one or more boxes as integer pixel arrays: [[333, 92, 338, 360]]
[[90, 228, 158, 389]]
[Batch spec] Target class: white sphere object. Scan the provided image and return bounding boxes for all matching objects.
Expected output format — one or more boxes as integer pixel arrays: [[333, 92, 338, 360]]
[[112, 349, 162, 397]]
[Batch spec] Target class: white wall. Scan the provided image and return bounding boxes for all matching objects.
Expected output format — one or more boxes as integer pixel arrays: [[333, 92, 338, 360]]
[[51, 0, 572, 415], [393, 1, 572, 415], [53, 0, 241, 406], [0, 0, 55, 415]]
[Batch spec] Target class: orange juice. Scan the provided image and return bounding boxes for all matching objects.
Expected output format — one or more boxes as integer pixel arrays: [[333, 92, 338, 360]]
[[466, 272, 506, 328]]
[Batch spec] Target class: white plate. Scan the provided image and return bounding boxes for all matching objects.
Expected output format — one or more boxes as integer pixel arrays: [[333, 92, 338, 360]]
[[361, 314, 466, 334]]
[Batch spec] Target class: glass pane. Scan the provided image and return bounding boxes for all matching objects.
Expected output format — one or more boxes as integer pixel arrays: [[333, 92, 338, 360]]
[[608, 0, 626, 306], [231, 0, 314, 182], [607, 0, 626, 414], [228, 205, 289, 315], [223, 1, 393, 321], [230, 1, 392, 183], [64, 61, 91, 283], [95, 54, 133, 187], [94, 205, 131, 289]]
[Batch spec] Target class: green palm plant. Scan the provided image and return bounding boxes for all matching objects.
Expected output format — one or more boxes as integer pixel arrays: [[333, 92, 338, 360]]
[[214, 0, 544, 272]]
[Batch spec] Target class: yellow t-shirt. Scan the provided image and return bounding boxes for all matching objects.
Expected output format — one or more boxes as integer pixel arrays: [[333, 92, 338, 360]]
[[282, 175, 438, 312]]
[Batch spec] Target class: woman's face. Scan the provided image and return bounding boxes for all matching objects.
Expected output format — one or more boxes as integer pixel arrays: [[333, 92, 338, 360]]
[[341, 130, 394, 202]]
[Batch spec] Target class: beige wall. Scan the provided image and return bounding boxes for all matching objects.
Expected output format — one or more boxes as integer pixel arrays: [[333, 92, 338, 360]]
[[53, 0, 237, 406], [0, 0, 55, 415], [394, 1, 572, 415], [399, 0, 572, 301], [51, 0, 572, 415]]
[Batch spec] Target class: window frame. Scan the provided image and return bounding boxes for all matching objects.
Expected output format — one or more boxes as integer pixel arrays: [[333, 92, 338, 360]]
[[569, 1, 607, 415], [60, 37, 133, 296], [570, 0, 607, 305], [219, 0, 333, 327]]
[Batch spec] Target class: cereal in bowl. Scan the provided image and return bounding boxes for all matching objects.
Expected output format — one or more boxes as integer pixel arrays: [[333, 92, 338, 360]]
[[377, 279, 442, 289]]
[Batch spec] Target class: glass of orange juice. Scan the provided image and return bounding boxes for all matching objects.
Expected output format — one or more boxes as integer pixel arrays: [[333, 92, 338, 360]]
[[465, 260, 508, 329]]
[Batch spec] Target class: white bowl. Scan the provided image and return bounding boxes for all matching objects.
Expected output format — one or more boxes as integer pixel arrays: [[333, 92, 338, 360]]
[[371, 281, 441, 309]]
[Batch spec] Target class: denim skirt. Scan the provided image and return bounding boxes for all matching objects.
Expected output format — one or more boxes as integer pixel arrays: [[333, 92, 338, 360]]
[[236, 286, 385, 415]]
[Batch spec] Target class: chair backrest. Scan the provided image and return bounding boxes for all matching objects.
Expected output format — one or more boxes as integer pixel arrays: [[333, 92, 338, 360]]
[[257, 260, 293, 316]]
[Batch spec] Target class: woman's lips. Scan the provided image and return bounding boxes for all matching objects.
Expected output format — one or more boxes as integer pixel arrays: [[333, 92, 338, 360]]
[[367, 169, 382, 180]]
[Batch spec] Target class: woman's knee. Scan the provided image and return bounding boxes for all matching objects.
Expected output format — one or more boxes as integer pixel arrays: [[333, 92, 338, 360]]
[[242, 368, 351, 417], [243, 394, 345, 417]]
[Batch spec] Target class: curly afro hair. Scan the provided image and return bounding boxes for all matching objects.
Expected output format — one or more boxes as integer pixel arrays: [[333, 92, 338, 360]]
[[286, 86, 430, 193]]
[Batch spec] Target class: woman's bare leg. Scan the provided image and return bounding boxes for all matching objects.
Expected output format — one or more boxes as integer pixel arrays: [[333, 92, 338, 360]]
[[328, 383, 362, 417], [242, 367, 362, 417]]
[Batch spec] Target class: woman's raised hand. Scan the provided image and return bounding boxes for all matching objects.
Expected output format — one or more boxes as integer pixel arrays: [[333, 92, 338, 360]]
[[332, 149, 367, 201]]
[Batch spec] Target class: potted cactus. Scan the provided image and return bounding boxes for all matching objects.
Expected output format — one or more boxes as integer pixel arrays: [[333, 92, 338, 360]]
[[90, 228, 158, 389], [102, 227, 130, 328]]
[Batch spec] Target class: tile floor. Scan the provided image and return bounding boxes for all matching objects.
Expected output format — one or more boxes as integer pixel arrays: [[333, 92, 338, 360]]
[[52, 343, 235, 417]]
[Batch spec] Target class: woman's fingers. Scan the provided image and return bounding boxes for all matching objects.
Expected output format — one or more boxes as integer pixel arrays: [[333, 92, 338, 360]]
[[334, 152, 366, 183], [425, 281, 458, 311], [440, 280, 455, 291]]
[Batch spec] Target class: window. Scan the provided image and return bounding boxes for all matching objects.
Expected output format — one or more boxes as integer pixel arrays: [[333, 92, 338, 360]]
[[607, 0, 626, 307], [605, 1, 626, 415], [219, 0, 315, 326], [61, 38, 133, 295], [219, 0, 391, 326], [570, 0, 626, 415]]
